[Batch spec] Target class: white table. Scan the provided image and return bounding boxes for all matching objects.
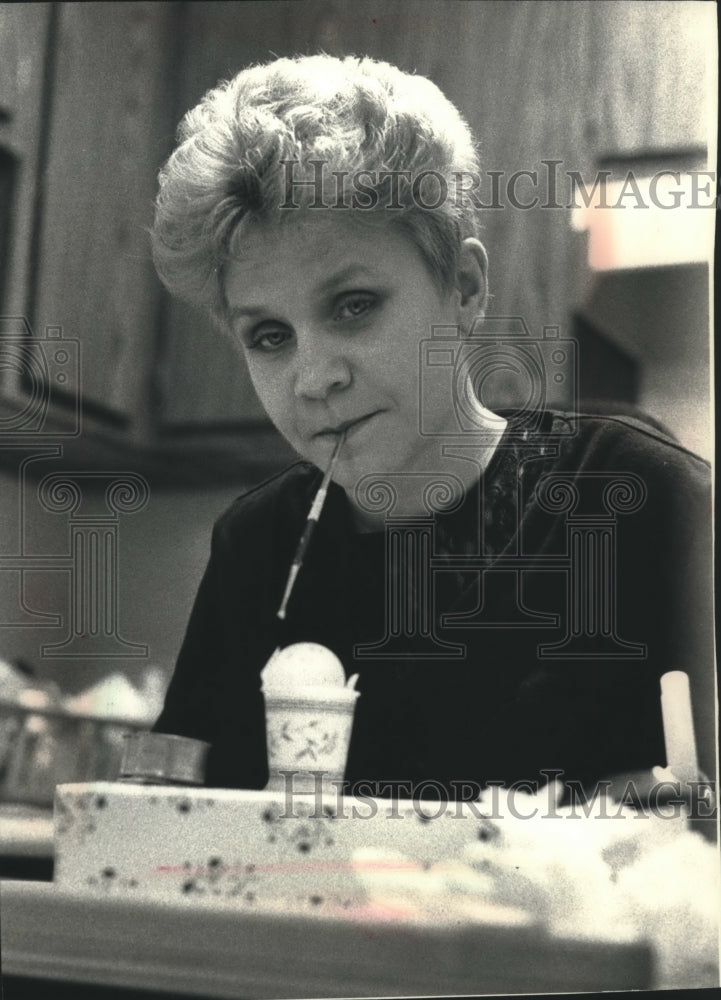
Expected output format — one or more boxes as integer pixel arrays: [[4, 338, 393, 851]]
[[1, 879, 653, 998]]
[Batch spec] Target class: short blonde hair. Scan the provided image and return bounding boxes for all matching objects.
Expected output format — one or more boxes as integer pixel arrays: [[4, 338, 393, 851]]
[[151, 54, 482, 324]]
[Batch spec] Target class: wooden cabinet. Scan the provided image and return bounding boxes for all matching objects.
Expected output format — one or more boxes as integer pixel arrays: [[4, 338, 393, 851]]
[[0, 4, 52, 323], [1, 2, 712, 482], [1, 2, 294, 483], [31, 3, 173, 431]]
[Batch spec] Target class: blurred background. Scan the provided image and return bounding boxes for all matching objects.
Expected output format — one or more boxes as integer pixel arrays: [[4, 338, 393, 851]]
[[0, 0, 715, 713]]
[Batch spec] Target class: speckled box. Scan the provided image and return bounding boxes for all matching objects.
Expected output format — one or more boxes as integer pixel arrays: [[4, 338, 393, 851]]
[[53, 783, 497, 912]]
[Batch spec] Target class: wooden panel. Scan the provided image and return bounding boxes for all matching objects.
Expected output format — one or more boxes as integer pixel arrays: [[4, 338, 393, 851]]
[[32, 2, 177, 431], [157, 301, 268, 428], [0, 3, 52, 319], [588, 1, 712, 156]]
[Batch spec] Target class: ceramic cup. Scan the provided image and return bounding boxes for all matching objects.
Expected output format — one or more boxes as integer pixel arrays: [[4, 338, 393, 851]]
[[262, 686, 360, 794]]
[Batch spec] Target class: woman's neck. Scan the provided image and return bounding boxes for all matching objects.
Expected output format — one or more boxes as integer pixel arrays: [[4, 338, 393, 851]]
[[348, 412, 508, 532]]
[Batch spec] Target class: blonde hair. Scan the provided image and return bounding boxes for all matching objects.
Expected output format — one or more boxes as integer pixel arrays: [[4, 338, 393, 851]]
[[151, 54, 482, 324]]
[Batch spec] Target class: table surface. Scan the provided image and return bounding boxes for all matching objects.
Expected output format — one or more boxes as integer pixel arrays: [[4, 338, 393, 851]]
[[1, 879, 654, 999]]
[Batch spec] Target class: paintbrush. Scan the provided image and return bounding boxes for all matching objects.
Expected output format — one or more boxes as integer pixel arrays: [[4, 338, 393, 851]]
[[276, 430, 346, 623]]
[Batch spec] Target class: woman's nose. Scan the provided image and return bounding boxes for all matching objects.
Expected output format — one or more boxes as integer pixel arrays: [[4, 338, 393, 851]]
[[293, 333, 352, 400]]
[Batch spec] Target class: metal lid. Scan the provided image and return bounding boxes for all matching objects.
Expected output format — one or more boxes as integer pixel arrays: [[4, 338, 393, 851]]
[[120, 731, 210, 785]]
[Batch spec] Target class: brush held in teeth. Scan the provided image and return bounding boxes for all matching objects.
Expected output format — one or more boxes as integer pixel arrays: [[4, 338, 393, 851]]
[[276, 431, 345, 622]]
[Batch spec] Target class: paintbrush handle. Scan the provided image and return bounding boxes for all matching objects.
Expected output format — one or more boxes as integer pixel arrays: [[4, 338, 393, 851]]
[[276, 433, 345, 622]]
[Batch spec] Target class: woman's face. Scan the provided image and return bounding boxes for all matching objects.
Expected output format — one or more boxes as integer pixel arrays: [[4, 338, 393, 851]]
[[224, 213, 483, 496]]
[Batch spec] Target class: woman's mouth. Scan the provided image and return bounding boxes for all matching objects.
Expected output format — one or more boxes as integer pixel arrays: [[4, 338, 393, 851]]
[[317, 412, 381, 439]]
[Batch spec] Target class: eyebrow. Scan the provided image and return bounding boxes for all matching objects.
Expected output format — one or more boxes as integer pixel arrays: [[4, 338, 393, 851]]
[[316, 263, 376, 297], [227, 304, 266, 322], [227, 263, 377, 323]]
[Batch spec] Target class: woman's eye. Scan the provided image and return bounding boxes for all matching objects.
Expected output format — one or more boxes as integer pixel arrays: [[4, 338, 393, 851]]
[[248, 327, 291, 352], [334, 292, 376, 321]]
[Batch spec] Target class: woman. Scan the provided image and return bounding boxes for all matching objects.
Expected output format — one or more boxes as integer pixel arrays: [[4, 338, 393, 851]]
[[151, 55, 714, 801]]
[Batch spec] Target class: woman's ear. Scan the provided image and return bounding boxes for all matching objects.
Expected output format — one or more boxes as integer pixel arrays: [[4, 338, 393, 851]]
[[455, 237, 488, 331]]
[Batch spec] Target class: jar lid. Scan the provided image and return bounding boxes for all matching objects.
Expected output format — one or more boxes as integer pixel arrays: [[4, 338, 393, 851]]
[[120, 731, 209, 785]]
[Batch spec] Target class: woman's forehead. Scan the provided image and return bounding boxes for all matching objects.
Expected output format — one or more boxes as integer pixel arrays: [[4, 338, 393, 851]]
[[224, 212, 430, 315], [228, 212, 426, 287], [232, 207, 387, 251]]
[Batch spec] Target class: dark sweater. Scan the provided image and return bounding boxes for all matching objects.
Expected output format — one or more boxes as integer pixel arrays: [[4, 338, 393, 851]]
[[155, 412, 714, 797]]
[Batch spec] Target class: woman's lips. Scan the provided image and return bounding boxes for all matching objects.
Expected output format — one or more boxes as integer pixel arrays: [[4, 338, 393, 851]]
[[316, 412, 381, 439]]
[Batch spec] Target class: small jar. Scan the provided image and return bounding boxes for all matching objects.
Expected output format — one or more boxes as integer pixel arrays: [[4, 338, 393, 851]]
[[118, 731, 209, 786]]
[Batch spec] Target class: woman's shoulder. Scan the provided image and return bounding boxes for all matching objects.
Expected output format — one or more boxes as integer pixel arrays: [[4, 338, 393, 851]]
[[545, 409, 710, 483], [213, 461, 321, 545]]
